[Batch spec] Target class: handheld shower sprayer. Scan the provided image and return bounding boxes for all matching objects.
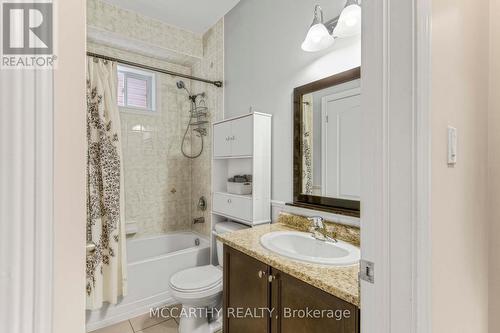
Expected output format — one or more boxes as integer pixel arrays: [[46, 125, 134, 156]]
[[176, 80, 209, 159], [176, 81, 186, 90]]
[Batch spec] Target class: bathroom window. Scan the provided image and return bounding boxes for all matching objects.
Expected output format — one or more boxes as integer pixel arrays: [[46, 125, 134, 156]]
[[117, 65, 156, 112]]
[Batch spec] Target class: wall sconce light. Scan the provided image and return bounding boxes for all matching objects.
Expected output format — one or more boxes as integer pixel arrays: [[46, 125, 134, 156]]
[[301, 0, 362, 52]]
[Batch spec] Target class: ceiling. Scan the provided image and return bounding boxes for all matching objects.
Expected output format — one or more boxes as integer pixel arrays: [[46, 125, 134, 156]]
[[102, 0, 241, 35]]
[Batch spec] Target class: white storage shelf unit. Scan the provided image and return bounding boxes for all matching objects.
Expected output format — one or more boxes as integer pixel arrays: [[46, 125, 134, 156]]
[[212, 112, 272, 226]]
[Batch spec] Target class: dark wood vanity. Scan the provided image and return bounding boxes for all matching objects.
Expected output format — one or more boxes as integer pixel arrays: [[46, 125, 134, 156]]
[[223, 245, 360, 333]]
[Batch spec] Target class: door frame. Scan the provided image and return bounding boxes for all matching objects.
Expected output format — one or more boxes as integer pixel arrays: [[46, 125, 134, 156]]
[[360, 0, 431, 332], [2, 0, 432, 331]]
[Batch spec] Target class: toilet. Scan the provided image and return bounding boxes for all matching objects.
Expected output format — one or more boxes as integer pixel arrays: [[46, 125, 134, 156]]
[[169, 222, 248, 333]]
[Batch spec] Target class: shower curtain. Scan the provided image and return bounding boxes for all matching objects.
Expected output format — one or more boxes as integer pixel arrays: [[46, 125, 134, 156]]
[[86, 57, 127, 310], [302, 95, 314, 195]]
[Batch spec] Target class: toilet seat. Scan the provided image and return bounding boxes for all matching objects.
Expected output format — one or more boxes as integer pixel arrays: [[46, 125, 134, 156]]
[[170, 265, 222, 293]]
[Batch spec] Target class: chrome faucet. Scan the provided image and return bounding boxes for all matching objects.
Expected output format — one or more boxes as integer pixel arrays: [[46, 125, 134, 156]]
[[307, 216, 337, 243]]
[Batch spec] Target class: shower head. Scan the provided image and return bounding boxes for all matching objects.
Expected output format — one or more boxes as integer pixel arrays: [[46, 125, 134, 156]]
[[176, 80, 193, 97], [176, 81, 185, 89], [177, 80, 205, 102]]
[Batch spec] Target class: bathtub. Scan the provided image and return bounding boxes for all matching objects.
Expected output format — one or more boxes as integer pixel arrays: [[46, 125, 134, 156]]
[[86, 232, 210, 332]]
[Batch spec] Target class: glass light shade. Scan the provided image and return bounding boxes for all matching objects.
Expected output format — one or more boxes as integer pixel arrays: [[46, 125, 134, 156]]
[[333, 4, 361, 38], [301, 23, 335, 52]]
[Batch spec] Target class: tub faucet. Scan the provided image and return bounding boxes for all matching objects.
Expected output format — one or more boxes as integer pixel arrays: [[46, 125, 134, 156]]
[[308, 216, 337, 243], [193, 217, 205, 224]]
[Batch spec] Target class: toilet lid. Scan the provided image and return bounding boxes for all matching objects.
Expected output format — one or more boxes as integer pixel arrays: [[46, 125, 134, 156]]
[[170, 265, 222, 292], [214, 222, 248, 234]]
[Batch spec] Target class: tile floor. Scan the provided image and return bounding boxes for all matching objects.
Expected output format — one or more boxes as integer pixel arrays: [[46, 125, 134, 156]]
[[89, 304, 223, 333], [90, 305, 181, 333]]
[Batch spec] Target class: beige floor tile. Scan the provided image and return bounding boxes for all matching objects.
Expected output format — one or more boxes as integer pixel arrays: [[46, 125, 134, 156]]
[[136, 319, 178, 333], [164, 304, 182, 322], [90, 320, 134, 333], [129, 311, 169, 332]]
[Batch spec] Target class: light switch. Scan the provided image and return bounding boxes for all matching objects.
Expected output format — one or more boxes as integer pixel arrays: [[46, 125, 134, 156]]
[[448, 126, 457, 166]]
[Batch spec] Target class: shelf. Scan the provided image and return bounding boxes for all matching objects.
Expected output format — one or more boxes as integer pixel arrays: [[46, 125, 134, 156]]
[[213, 155, 253, 160], [211, 211, 271, 226], [212, 112, 271, 227], [213, 191, 252, 200], [212, 111, 272, 126], [211, 211, 252, 225]]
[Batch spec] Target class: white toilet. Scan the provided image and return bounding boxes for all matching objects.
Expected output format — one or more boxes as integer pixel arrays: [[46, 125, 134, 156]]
[[169, 222, 248, 333]]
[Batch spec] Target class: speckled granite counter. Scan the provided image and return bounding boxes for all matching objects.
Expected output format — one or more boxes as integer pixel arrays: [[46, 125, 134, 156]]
[[217, 223, 360, 307]]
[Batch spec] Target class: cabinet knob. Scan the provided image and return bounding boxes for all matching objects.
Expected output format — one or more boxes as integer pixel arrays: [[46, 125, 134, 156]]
[[268, 275, 275, 283], [227, 198, 232, 204], [258, 270, 264, 278]]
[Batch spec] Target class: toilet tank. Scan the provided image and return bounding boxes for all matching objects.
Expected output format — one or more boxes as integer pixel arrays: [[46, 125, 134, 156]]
[[214, 222, 248, 267]]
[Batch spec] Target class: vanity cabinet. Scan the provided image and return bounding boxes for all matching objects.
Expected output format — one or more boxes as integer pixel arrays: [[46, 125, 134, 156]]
[[223, 244, 271, 333], [223, 245, 360, 333], [273, 271, 359, 333]]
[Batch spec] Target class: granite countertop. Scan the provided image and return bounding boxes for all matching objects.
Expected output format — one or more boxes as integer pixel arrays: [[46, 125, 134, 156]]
[[217, 223, 360, 307]]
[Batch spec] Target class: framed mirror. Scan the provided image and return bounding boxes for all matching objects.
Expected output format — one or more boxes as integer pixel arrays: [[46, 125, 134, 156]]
[[290, 67, 361, 217]]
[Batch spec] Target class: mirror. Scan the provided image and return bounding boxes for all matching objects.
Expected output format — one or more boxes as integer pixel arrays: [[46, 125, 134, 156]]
[[292, 68, 361, 217]]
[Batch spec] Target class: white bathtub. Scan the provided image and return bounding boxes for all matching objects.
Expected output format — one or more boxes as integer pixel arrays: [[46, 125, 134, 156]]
[[86, 232, 210, 332]]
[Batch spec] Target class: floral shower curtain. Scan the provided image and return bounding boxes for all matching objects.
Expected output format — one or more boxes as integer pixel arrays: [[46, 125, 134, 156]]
[[86, 57, 127, 310], [302, 95, 314, 195]]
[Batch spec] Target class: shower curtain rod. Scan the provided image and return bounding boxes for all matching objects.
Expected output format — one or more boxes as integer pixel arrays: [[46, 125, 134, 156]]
[[86, 52, 223, 88]]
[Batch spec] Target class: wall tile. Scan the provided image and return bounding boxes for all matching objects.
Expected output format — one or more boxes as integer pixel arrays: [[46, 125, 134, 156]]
[[88, 9, 223, 239]]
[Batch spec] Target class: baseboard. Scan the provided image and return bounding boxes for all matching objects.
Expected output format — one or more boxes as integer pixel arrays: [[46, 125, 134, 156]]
[[85, 293, 176, 332]]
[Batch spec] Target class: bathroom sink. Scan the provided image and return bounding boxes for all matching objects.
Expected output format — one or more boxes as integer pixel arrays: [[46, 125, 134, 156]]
[[260, 231, 360, 266]]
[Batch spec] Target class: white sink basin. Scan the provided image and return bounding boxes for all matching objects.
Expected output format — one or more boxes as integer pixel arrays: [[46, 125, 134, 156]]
[[260, 231, 360, 266]]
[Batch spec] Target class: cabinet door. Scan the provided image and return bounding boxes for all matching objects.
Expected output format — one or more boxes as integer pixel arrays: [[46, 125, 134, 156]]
[[224, 246, 271, 333], [270, 269, 359, 333], [213, 192, 253, 222], [230, 116, 253, 156], [213, 121, 232, 157]]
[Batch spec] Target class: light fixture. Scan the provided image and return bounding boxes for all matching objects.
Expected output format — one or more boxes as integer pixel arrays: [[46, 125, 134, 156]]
[[301, 5, 335, 52], [333, 0, 362, 38], [301, 1, 362, 52]]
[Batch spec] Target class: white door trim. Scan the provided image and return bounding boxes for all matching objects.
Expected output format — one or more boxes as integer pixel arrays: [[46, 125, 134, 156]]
[[414, 0, 432, 331], [360, 0, 431, 332]]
